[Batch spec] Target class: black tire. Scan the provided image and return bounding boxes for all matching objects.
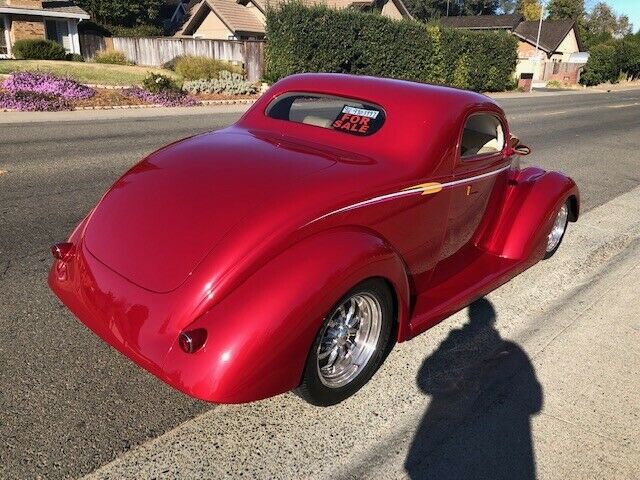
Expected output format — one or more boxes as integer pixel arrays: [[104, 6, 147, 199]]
[[296, 279, 394, 407], [544, 200, 570, 260]]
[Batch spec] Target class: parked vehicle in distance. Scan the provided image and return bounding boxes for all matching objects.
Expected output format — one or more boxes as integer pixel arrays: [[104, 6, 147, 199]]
[[49, 73, 579, 406]]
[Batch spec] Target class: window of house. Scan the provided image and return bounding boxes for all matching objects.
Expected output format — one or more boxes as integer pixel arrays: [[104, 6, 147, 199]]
[[460, 114, 505, 158], [45, 19, 71, 52], [266, 93, 386, 137]]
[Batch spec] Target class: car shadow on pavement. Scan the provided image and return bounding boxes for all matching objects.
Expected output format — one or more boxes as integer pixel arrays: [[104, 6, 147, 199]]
[[404, 298, 543, 480]]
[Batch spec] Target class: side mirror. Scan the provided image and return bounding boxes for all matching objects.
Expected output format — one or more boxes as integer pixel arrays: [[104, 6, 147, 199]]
[[508, 135, 532, 156]]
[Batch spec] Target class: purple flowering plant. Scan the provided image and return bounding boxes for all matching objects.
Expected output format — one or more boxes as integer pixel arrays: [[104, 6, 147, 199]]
[[0, 72, 94, 111], [0, 91, 71, 112], [3, 72, 95, 100]]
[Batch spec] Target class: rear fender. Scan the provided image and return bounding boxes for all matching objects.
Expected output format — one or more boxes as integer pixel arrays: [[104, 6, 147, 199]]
[[161, 227, 410, 404], [476, 167, 579, 261]]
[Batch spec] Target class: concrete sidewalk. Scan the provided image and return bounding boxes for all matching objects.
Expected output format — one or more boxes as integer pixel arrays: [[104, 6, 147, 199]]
[[84, 184, 640, 479]]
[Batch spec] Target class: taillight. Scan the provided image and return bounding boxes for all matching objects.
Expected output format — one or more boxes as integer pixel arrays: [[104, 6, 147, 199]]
[[179, 328, 208, 354], [51, 242, 74, 261]]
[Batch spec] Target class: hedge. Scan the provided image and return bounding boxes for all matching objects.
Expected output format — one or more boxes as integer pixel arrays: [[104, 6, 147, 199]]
[[12, 39, 67, 60], [580, 37, 640, 86], [265, 3, 518, 92]]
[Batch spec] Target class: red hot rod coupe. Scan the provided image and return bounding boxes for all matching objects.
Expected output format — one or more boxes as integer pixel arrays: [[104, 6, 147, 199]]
[[49, 74, 579, 406]]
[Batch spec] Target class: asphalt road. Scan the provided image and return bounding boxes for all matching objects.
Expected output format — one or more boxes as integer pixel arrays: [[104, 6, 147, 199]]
[[0, 90, 639, 479]]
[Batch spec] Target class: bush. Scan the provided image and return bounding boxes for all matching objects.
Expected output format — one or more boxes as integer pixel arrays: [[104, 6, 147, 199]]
[[95, 50, 130, 65], [66, 53, 85, 62], [546, 80, 563, 88], [580, 36, 640, 86], [174, 55, 244, 81], [580, 43, 619, 86], [12, 39, 66, 60], [143, 73, 180, 93], [182, 71, 258, 95], [265, 3, 518, 92]]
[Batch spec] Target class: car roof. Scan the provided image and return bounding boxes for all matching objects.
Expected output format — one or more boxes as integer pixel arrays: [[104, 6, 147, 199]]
[[238, 73, 504, 167]]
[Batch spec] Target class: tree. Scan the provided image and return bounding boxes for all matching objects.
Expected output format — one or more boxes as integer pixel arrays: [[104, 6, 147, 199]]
[[547, 0, 584, 19], [405, 0, 498, 22], [516, 0, 543, 20], [580, 2, 633, 49], [73, 0, 164, 27], [459, 0, 500, 15]]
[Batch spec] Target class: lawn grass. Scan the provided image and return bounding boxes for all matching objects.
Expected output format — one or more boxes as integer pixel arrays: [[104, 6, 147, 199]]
[[0, 60, 179, 86]]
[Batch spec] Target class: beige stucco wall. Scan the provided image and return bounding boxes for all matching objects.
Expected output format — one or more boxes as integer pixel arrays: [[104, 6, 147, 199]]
[[555, 28, 579, 61], [381, 1, 403, 20], [194, 10, 233, 40]]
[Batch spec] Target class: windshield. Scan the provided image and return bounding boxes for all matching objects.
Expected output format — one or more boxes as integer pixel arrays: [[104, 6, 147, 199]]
[[266, 93, 386, 137]]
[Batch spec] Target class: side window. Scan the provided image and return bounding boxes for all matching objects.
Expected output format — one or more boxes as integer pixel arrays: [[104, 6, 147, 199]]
[[460, 114, 505, 159]]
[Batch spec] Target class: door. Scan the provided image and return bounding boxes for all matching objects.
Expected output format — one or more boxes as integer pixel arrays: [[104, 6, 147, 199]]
[[440, 112, 510, 259]]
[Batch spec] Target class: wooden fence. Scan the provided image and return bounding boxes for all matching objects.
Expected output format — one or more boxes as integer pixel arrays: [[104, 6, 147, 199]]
[[81, 36, 265, 81], [79, 33, 107, 60]]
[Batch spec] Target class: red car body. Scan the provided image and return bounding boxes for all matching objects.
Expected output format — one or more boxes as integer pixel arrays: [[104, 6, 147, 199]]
[[49, 74, 579, 404]]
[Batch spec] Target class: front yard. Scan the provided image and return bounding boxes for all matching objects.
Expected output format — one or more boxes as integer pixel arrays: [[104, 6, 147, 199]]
[[0, 59, 260, 111], [0, 60, 178, 87]]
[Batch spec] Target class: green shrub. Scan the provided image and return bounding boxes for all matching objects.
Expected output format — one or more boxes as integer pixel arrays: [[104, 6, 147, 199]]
[[580, 43, 618, 86], [13, 39, 66, 60], [95, 50, 130, 65], [182, 71, 258, 95], [580, 36, 640, 86], [174, 55, 244, 81], [546, 80, 563, 88], [143, 72, 180, 93], [66, 53, 85, 62], [265, 3, 518, 92], [162, 55, 186, 71]]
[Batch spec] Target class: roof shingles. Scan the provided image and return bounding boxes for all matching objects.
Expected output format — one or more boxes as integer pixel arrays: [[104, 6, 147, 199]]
[[0, 0, 88, 16]]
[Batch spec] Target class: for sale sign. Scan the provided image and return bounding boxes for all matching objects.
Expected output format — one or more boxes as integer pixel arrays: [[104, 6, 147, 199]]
[[332, 105, 384, 136]]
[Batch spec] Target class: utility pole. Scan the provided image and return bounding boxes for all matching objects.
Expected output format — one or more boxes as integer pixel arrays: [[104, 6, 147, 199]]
[[446, 0, 450, 16], [533, 1, 545, 80]]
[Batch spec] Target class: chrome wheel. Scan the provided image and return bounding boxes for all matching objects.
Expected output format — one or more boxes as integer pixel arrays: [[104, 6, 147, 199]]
[[316, 293, 383, 389], [546, 203, 569, 253]]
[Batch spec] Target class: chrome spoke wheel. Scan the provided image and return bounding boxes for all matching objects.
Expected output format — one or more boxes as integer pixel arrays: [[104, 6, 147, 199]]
[[316, 293, 382, 389], [546, 203, 569, 253]]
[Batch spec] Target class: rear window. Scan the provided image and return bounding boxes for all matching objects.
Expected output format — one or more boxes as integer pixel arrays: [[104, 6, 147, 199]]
[[266, 93, 386, 137]]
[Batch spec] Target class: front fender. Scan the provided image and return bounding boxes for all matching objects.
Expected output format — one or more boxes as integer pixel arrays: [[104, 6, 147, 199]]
[[161, 227, 410, 404], [478, 167, 580, 260]]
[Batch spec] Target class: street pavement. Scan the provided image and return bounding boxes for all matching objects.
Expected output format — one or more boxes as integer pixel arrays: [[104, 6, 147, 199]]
[[0, 89, 639, 479]]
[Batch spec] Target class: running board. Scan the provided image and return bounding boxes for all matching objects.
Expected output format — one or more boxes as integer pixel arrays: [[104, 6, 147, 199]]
[[407, 243, 534, 339]]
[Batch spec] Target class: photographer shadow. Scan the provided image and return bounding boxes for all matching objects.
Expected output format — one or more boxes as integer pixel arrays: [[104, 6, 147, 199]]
[[405, 298, 543, 480]]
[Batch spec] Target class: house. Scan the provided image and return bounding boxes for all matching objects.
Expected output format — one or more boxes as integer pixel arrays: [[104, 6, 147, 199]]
[[440, 14, 585, 83], [0, 0, 89, 58], [161, 0, 199, 33], [173, 0, 412, 40]]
